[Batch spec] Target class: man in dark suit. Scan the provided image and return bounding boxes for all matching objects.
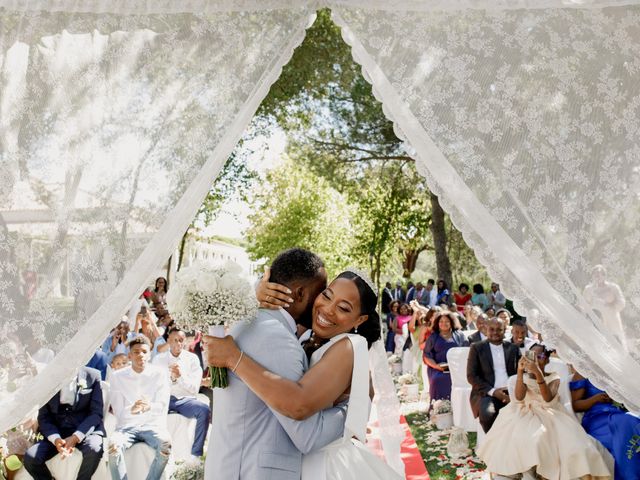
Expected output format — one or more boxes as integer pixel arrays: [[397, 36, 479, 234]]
[[467, 318, 520, 433], [467, 313, 488, 344], [24, 366, 104, 480], [381, 282, 393, 315], [391, 281, 405, 302]]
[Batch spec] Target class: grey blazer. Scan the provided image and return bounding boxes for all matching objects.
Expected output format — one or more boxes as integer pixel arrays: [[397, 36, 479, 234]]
[[206, 308, 347, 480]]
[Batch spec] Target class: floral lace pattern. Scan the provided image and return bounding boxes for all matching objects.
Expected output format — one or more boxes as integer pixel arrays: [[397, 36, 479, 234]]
[[0, 5, 315, 432], [332, 4, 640, 410]]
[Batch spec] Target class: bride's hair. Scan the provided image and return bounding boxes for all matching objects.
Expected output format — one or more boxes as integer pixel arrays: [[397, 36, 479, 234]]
[[336, 271, 381, 349]]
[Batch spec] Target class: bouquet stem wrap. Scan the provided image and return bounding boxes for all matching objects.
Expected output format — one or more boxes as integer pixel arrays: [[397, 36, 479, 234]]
[[208, 325, 228, 389]]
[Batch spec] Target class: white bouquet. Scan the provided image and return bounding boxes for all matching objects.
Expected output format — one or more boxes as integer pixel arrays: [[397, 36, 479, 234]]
[[167, 260, 258, 388], [171, 460, 204, 480]]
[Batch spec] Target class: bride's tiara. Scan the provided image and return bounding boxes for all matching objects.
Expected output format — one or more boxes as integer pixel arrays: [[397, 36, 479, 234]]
[[344, 267, 377, 298]]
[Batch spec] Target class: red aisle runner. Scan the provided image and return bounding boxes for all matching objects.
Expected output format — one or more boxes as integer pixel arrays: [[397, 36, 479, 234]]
[[367, 415, 430, 479]]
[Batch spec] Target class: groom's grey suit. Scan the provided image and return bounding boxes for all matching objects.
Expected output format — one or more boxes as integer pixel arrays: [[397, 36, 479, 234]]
[[206, 308, 347, 479]]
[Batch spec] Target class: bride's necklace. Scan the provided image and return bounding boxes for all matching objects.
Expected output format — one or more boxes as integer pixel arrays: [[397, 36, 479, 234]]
[[302, 334, 329, 361]]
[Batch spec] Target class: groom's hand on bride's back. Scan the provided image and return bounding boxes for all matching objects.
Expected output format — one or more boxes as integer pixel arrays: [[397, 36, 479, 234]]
[[204, 335, 242, 369], [256, 267, 295, 309]]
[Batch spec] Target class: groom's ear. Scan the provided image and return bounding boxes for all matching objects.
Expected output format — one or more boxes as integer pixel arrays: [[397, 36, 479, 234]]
[[292, 285, 306, 302]]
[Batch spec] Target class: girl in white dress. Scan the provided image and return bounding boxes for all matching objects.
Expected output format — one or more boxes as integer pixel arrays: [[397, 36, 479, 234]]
[[207, 270, 402, 480]]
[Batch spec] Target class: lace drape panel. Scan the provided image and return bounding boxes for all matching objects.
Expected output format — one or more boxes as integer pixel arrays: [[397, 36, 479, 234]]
[[0, 2, 316, 432], [331, 4, 640, 410]]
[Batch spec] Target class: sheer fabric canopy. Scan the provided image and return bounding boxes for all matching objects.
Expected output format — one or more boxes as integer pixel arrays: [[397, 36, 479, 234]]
[[1, 0, 639, 436]]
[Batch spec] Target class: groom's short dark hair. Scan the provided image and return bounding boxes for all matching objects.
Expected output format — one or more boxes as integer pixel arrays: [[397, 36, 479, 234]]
[[269, 248, 324, 286]]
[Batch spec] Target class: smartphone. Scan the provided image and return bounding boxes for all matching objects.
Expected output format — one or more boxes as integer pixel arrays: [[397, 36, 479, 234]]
[[525, 350, 536, 362], [139, 305, 147, 315]]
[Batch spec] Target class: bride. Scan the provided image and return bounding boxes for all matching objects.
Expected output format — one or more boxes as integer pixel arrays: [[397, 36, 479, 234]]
[[206, 269, 402, 480]]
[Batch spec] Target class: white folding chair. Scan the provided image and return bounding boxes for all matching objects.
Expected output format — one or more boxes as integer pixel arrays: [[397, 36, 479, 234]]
[[446, 347, 476, 432]]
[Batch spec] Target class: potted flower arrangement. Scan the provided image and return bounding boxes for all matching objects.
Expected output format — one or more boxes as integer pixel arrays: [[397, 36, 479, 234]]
[[431, 399, 453, 430], [397, 373, 419, 400], [387, 355, 402, 375]]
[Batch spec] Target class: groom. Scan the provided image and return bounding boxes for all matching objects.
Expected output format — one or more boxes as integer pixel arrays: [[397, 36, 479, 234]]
[[205, 248, 347, 479]]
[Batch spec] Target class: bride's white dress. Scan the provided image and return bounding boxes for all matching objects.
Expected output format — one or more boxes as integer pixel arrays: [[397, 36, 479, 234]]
[[301, 333, 403, 480]]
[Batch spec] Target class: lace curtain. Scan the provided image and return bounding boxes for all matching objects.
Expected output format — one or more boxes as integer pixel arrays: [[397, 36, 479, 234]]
[[330, 2, 640, 410], [1, 0, 640, 434], [0, 0, 317, 432]]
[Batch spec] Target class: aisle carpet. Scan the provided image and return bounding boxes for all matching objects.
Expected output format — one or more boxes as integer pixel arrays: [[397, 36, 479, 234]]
[[367, 415, 430, 479]]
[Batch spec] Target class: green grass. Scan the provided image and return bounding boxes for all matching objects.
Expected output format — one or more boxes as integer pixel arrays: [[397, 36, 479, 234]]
[[405, 412, 486, 480]]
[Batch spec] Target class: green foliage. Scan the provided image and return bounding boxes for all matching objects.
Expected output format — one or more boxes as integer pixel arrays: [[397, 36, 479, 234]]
[[245, 158, 355, 277]]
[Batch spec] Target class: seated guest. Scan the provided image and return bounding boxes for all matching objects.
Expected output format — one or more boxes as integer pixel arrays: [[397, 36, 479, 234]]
[[423, 312, 468, 401], [477, 345, 613, 479], [101, 321, 134, 363], [108, 335, 171, 480], [24, 367, 104, 480], [110, 353, 129, 371], [454, 283, 472, 314], [570, 372, 640, 479], [471, 283, 490, 311], [467, 313, 488, 344], [509, 320, 535, 354], [153, 328, 210, 462], [484, 306, 496, 318], [133, 310, 169, 358], [467, 318, 520, 433]]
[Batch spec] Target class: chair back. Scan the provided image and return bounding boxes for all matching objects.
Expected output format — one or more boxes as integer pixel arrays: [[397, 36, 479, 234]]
[[447, 347, 470, 387]]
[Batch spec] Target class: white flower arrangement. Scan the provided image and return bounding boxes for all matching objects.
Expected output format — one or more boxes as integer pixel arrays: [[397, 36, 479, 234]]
[[171, 460, 204, 480], [167, 260, 258, 331], [387, 354, 402, 365], [397, 373, 418, 385], [167, 260, 258, 388], [431, 399, 452, 415]]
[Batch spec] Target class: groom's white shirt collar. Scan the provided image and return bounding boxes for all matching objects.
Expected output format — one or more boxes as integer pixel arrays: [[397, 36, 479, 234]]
[[279, 307, 296, 335]]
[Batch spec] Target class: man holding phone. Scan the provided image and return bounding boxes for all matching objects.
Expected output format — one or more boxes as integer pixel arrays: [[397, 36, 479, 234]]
[[467, 318, 521, 433]]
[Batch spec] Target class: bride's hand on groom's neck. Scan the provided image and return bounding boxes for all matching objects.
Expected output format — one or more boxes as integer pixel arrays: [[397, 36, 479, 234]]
[[256, 267, 295, 310]]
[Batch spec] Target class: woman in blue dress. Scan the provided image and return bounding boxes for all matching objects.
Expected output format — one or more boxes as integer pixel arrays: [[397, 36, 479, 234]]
[[422, 311, 468, 401], [570, 372, 640, 479]]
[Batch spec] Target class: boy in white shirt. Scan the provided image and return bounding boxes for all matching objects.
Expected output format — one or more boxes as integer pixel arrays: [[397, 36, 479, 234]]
[[108, 335, 171, 480], [153, 328, 210, 461]]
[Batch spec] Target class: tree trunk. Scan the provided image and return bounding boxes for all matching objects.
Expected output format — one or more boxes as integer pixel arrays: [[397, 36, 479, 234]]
[[401, 245, 428, 278], [177, 229, 190, 272], [429, 193, 452, 288]]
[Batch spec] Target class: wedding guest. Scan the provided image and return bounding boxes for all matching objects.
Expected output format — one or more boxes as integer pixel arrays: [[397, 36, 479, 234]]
[[101, 321, 134, 363], [436, 279, 450, 305], [153, 328, 210, 462], [110, 353, 128, 371], [391, 281, 405, 302], [126, 292, 152, 330], [467, 318, 520, 433], [454, 283, 472, 314], [381, 282, 393, 315], [405, 282, 415, 303], [133, 309, 168, 358], [471, 283, 490, 311], [24, 367, 104, 480], [509, 320, 534, 354], [465, 305, 482, 331], [571, 372, 640, 479], [478, 344, 613, 479], [418, 307, 439, 390], [423, 312, 468, 401], [467, 313, 488, 344], [425, 279, 438, 307], [151, 277, 169, 323], [385, 300, 401, 353], [394, 303, 413, 354], [496, 308, 512, 326], [489, 282, 507, 310], [407, 282, 429, 307], [108, 336, 171, 480], [484, 306, 496, 318]]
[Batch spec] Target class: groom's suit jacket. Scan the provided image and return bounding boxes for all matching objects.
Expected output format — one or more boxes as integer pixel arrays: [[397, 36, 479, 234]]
[[207, 308, 347, 480]]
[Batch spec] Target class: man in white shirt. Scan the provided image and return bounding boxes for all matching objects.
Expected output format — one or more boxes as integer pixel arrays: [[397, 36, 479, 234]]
[[108, 335, 171, 480], [153, 328, 210, 461], [467, 318, 520, 433], [425, 279, 438, 307]]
